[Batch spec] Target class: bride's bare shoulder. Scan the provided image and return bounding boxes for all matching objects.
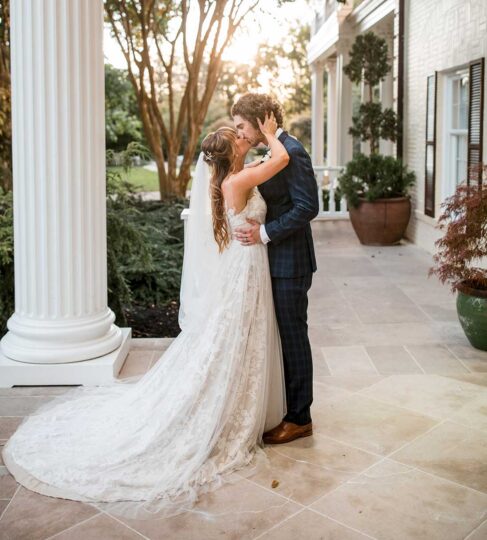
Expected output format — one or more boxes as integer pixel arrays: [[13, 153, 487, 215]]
[[222, 176, 252, 213]]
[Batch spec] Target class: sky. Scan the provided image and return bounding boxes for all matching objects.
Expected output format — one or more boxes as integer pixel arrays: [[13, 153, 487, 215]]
[[103, 0, 312, 69]]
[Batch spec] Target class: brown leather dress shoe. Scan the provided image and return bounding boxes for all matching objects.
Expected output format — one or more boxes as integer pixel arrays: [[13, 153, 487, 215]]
[[263, 420, 313, 445]]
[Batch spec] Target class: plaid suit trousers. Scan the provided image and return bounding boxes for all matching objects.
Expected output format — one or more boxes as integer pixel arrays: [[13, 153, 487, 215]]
[[271, 273, 313, 425]]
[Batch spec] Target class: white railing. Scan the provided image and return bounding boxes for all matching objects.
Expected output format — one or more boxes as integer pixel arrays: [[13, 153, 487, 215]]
[[180, 165, 349, 233], [314, 165, 349, 220]]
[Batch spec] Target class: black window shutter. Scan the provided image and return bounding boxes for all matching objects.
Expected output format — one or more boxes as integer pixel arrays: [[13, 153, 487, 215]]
[[467, 58, 485, 186], [425, 72, 437, 217]]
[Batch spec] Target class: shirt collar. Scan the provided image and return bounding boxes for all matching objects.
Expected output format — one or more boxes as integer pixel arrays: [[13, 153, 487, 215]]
[[276, 127, 284, 138]]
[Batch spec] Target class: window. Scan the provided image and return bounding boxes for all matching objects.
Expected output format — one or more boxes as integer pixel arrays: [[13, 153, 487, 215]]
[[443, 69, 469, 198], [428, 59, 484, 216], [441, 59, 485, 198]]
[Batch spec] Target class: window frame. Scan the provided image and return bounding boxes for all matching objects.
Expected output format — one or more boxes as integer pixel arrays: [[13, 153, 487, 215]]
[[441, 67, 470, 201]]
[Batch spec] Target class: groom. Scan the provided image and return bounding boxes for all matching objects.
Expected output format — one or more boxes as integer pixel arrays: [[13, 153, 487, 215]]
[[232, 93, 319, 444]]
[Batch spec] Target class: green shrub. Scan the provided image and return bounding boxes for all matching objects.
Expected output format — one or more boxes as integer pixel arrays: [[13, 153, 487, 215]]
[[0, 166, 186, 338], [343, 31, 399, 155], [117, 196, 185, 308], [0, 187, 14, 336], [102, 167, 185, 327], [337, 31, 413, 213], [338, 153, 415, 208]]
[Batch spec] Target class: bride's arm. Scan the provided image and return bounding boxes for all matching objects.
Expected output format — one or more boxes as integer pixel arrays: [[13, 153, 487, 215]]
[[244, 158, 262, 169], [232, 114, 289, 190]]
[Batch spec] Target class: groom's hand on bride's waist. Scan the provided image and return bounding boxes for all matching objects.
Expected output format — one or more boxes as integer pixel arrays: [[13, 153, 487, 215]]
[[234, 219, 262, 246]]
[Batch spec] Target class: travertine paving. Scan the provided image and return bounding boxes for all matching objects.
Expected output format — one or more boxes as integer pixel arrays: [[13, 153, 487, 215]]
[[1, 221, 486, 539]]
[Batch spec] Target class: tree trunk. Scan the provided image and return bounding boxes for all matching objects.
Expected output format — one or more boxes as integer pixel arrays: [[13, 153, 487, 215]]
[[177, 162, 192, 197], [153, 146, 171, 198]]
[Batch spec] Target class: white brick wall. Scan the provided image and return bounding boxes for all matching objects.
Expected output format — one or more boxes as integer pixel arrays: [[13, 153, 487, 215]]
[[404, 0, 487, 253]]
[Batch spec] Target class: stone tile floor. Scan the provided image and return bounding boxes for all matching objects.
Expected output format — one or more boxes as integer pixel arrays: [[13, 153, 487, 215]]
[[1, 220, 486, 539]]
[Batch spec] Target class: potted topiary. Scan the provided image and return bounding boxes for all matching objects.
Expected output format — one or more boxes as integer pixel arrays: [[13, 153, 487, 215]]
[[429, 166, 487, 351], [338, 31, 416, 245]]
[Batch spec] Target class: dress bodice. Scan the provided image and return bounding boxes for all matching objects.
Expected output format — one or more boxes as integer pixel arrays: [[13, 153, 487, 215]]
[[226, 187, 267, 232]]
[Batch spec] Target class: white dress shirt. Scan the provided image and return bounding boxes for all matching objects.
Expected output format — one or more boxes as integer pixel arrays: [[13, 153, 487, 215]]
[[259, 127, 283, 244]]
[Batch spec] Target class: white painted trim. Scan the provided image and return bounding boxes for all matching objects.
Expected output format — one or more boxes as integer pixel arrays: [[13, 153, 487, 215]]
[[307, 0, 395, 66], [441, 67, 469, 203], [307, 11, 339, 64], [414, 209, 439, 227], [311, 63, 325, 166], [350, 0, 395, 32]]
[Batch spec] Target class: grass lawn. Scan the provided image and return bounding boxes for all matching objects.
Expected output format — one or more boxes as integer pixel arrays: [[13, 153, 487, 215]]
[[108, 165, 160, 192], [108, 165, 195, 193]]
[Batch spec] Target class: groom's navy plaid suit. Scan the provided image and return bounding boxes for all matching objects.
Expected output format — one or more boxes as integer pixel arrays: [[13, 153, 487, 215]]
[[258, 131, 319, 426]]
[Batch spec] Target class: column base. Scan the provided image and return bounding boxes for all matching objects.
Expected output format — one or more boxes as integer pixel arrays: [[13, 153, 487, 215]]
[[1, 309, 123, 364], [0, 328, 131, 388]]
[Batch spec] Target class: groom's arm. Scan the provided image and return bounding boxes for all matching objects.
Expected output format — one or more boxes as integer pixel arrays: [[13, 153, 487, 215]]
[[263, 146, 319, 245]]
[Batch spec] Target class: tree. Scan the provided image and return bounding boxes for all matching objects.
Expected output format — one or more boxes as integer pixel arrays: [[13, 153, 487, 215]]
[[289, 116, 311, 152], [105, 64, 144, 152], [0, 0, 299, 197], [0, 0, 11, 192], [343, 31, 399, 154], [218, 58, 269, 117], [278, 23, 312, 116], [105, 0, 264, 198], [217, 22, 311, 118]]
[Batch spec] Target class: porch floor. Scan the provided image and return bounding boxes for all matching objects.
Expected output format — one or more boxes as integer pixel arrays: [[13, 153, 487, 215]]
[[1, 220, 487, 539]]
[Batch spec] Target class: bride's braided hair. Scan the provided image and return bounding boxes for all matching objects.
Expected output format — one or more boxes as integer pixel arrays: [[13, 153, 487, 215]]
[[201, 127, 239, 253]]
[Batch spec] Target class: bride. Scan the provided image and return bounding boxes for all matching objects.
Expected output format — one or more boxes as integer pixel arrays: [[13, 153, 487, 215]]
[[2, 113, 289, 519]]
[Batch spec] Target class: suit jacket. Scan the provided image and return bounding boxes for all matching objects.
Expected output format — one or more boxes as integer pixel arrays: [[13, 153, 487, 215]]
[[258, 131, 319, 278]]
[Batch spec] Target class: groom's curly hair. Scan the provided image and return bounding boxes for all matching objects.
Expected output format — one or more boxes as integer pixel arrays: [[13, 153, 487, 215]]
[[231, 93, 284, 130]]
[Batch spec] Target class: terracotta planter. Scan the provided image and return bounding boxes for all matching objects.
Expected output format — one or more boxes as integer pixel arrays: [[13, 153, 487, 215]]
[[348, 196, 411, 245], [456, 281, 487, 351]]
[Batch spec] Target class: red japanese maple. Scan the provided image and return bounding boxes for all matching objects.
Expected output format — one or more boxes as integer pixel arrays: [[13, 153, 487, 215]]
[[429, 165, 487, 293]]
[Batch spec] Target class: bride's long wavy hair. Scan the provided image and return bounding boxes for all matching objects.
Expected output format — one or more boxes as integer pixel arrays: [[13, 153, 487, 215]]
[[201, 127, 239, 253]]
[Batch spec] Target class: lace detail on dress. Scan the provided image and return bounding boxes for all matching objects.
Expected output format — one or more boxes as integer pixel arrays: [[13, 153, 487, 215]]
[[225, 187, 267, 232]]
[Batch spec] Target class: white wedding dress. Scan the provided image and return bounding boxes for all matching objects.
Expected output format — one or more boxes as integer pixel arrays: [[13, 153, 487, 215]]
[[2, 186, 286, 519]]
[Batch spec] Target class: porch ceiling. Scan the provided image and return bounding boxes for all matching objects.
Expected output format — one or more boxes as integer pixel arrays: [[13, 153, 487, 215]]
[[307, 0, 395, 65]]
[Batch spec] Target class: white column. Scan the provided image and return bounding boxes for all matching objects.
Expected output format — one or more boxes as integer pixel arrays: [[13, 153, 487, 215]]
[[1, 0, 124, 366], [335, 44, 353, 166], [311, 62, 325, 166], [325, 58, 338, 166]]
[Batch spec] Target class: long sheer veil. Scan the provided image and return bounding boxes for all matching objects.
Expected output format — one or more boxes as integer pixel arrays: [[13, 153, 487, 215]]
[[179, 152, 223, 330]]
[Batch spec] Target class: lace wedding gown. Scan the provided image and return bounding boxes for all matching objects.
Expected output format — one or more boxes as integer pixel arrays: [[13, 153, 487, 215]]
[[2, 187, 286, 518]]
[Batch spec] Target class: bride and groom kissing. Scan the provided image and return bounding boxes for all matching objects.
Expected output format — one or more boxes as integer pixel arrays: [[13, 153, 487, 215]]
[[2, 92, 319, 516], [226, 92, 319, 442]]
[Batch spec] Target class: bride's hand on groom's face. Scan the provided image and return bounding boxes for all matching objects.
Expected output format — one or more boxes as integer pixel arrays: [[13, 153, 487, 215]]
[[257, 113, 277, 136], [234, 219, 262, 246]]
